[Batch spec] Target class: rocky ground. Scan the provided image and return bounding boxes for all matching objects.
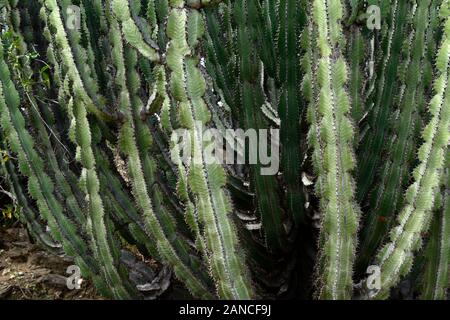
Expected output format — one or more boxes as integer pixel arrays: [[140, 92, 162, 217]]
[[0, 227, 103, 300]]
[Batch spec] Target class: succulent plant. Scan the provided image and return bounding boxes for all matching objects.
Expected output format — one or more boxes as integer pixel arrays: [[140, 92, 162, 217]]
[[0, 0, 448, 299]]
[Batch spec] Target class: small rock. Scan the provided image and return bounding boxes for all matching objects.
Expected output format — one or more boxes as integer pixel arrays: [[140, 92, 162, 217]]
[[42, 274, 68, 288]]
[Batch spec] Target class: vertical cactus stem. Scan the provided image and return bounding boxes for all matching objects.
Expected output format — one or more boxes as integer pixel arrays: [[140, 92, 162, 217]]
[[348, 28, 365, 124], [0, 40, 103, 290], [357, 0, 431, 272], [78, 2, 99, 83], [356, 0, 409, 203], [70, 94, 133, 299], [421, 154, 450, 299], [303, 18, 324, 196], [310, 0, 359, 300], [165, 1, 253, 299], [2, 156, 61, 252], [42, 0, 111, 121], [227, 0, 289, 253], [96, 149, 159, 258], [372, 13, 450, 299], [41, 4, 135, 296], [109, 16, 213, 299], [111, 0, 160, 62], [4, 14, 88, 227], [147, 0, 158, 37], [277, 0, 307, 224]]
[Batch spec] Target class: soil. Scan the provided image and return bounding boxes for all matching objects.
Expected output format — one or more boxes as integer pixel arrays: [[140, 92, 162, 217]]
[[0, 227, 103, 300]]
